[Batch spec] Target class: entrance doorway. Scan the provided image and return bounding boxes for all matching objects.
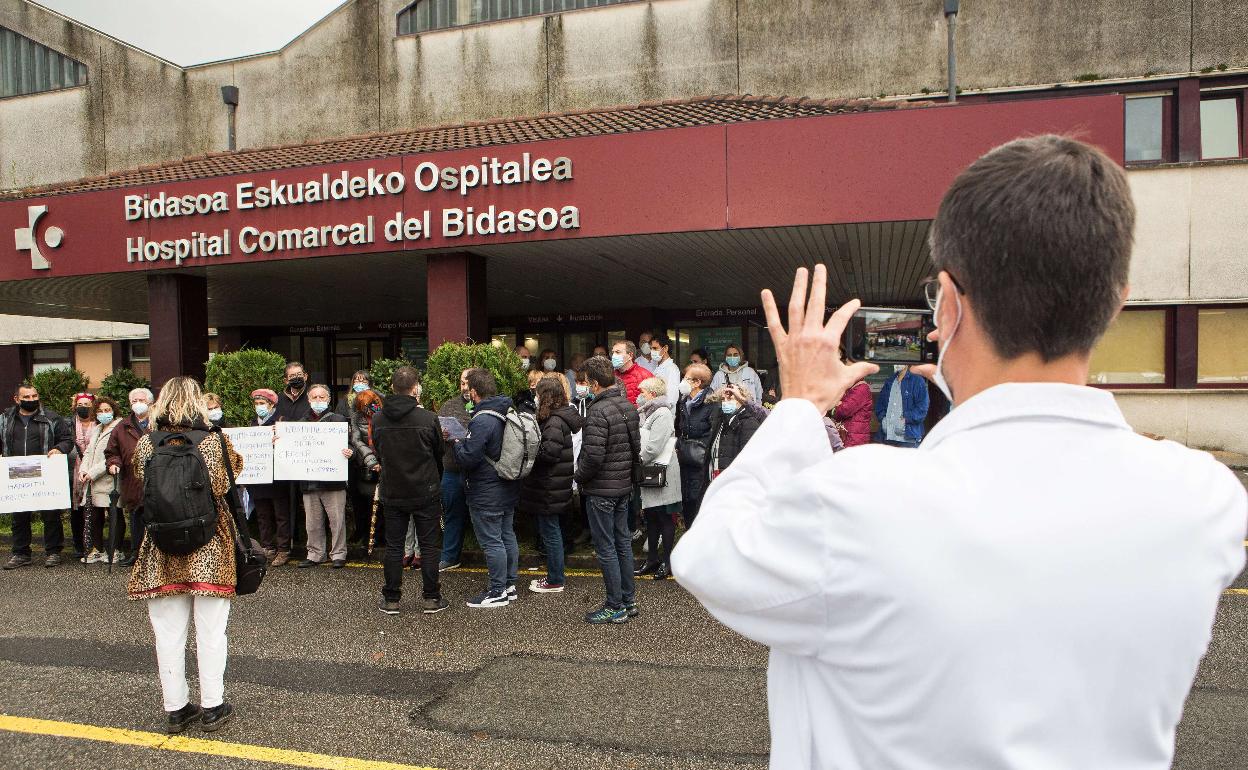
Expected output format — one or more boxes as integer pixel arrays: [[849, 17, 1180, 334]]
[[334, 336, 386, 391]]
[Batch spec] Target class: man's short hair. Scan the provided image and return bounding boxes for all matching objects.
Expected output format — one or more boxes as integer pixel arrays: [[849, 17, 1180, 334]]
[[285, 361, 305, 375], [930, 134, 1134, 361], [391, 366, 420, 394], [14, 382, 35, 397], [129, 387, 154, 402], [612, 340, 637, 359], [308, 383, 332, 398], [584, 356, 616, 388], [465, 368, 497, 398], [652, 334, 673, 351]]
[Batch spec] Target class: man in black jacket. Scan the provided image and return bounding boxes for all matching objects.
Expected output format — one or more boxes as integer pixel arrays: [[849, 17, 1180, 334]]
[[575, 356, 642, 624], [371, 367, 447, 615], [1, 383, 73, 569]]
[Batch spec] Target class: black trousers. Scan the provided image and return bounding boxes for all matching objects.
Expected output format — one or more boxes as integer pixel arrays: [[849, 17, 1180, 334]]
[[70, 506, 85, 555], [642, 507, 677, 570], [253, 493, 292, 553], [382, 501, 443, 601], [83, 506, 127, 554], [679, 462, 707, 528], [11, 510, 65, 556]]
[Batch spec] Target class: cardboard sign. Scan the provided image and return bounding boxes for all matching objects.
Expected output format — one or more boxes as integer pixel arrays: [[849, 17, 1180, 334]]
[[0, 454, 70, 514], [273, 421, 348, 481], [222, 426, 273, 485]]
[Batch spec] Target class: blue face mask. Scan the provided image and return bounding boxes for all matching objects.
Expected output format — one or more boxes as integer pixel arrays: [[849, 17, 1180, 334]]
[[352, 382, 368, 393], [255, 405, 271, 419], [575, 384, 590, 399], [721, 401, 739, 415], [96, 412, 114, 425], [611, 354, 626, 369], [311, 401, 329, 414], [725, 355, 741, 368], [636, 395, 647, 407]]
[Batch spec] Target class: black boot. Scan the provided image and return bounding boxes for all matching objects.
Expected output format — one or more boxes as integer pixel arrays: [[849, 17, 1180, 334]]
[[634, 561, 659, 577], [653, 564, 671, 580], [166, 703, 202, 734], [200, 703, 234, 732]]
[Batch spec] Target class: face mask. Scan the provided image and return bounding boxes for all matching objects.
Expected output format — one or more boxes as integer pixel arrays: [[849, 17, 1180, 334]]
[[721, 401, 739, 415], [575, 384, 590, 398], [519, 358, 530, 371], [678, 380, 693, 397], [130, 402, 149, 416], [636, 395, 647, 407], [311, 401, 329, 414], [255, 405, 271, 419], [932, 285, 963, 404], [288, 376, 306, 390], [18, 399, 39, 413], [352, 382, 368, 393], [207, 408, 223, 422], [461, 389, 472, 402], [542, 358, 557, 371], [725, 356, 741, 368], [96, 412, 114, 425], [75, 406, 91, 419], [611, 354, 626, 370], [895, 364, 908, 375]]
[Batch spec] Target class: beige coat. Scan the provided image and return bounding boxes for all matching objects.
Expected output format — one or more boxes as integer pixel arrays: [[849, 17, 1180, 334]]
[[79, 421, 118, 508]]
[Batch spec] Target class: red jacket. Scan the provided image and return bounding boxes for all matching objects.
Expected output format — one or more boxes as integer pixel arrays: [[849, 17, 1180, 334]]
[[833, 381, 874, 447], [616, 363, 649, 405]]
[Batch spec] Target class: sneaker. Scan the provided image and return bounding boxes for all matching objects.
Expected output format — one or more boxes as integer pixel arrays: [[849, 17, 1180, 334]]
[[529, 578, 565, 593], [44, 553, 62, 568], [626, 602, 640, 618], [466, 589, 509, 608], [631, 528, 643, 541], [506, 585, 518, 602], [377, 598, 401, 616], [586, 606, 628, 625], [401, 555, 413, 568], [166, 703, 202, 735], [297, 559, 320, 568], [200, 703, 233, 732], [2, 555, 31, 570], [422, 597, 450, 614], [438, 559, 461, 572], [409, 556, 422, 571]]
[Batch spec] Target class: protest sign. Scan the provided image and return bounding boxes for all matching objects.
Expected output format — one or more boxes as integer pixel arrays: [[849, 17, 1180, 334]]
[[0, 454, 70, 514], [273, 421, 348, 481], [223, 426, 274, 485]]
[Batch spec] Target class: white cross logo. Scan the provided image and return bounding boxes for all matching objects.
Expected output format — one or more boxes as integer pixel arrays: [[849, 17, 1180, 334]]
[[13, 205, 62, 270]]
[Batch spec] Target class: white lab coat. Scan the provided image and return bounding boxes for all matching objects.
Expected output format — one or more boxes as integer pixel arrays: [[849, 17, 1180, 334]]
[[672, 383, 1246, 770], [652, 357, 682, 406]]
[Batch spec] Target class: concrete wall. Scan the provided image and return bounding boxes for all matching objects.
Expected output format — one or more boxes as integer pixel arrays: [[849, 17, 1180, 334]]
[[1128, 163, 1248, 302], [1115, 391, 1248, 455], [73, 340, 112, 387]]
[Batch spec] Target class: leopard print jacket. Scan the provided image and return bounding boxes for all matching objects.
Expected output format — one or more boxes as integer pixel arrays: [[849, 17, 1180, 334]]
[[126, 426, 245, 600]]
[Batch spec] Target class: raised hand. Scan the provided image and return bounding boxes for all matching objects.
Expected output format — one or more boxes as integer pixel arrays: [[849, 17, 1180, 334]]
[[761, 264, 880, 414]]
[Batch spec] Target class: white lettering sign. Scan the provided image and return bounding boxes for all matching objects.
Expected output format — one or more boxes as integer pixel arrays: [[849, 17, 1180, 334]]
[[222, 426, 273, 485], [0, 454, 70, 514], [273, 422, 348, 482]]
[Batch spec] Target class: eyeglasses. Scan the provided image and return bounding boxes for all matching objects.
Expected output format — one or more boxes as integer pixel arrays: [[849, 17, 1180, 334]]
[[922, 272, 965, 311]]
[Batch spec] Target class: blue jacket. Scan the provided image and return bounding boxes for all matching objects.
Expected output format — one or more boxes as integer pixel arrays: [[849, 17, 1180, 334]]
[[452, 394, 521, 511], [873, 371, 930, 444]]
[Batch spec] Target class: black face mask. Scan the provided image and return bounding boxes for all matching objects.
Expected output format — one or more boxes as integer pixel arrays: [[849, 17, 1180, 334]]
[[288, 377, 306, 390], [75, 406, 91, 419], [18, 399, 38, 413]]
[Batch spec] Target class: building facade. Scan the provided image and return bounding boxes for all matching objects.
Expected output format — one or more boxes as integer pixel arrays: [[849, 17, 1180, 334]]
[[1, 0, 1246, 451]]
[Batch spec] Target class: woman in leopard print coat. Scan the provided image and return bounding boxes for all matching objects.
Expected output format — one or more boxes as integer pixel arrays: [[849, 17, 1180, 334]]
[[126, 376, 244, 735]]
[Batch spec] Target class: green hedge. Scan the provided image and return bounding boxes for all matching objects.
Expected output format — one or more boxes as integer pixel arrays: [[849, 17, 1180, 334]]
[[97, 368, 151, 417], [423, 342, 528, 410], [204, 349, 286, 428], [368, 358, 415, 396], [29, 367, 90, 418]]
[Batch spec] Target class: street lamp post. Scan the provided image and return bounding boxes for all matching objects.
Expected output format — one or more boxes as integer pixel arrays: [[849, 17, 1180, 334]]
[[945, 0, 959, 103]]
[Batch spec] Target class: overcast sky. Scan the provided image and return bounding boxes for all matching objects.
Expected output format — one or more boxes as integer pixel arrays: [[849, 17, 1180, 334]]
[[37, 0, 346, 66]]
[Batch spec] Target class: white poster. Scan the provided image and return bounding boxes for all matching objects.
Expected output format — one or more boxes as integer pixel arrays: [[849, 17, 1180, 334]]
[[0, 454, 70, 514], [273, 421, 348, 482], [222, 426, 274, 485]]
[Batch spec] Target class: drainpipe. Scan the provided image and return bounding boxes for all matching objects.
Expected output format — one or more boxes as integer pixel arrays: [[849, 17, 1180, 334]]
[[944, 1, 959, 103], [221, 85, 239, 151]]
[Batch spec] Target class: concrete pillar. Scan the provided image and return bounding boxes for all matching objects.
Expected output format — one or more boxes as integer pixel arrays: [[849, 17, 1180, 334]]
[[427, 252, 488, 349], [0, 344, 28, 400], [147, 273, 209, 388], [1177, 78, 1201, 163]]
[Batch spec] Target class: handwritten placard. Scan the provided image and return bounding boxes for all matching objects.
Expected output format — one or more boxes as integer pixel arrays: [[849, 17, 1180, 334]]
[[222, 426, 273, 485], [273, 422, 348, 481], [0, 454, 70, 514]]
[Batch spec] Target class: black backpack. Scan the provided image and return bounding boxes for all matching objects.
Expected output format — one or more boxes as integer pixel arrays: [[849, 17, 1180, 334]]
[[142, 429, 218, 555]]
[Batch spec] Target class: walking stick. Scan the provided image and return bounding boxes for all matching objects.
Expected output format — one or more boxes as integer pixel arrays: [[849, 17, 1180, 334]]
[[366, 483, 380, 560], [106, 473, 120, 574]]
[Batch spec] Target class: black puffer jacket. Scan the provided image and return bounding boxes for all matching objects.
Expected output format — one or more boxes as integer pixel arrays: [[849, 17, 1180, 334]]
[[675, 391, 715, 468], [709, 403, 764, 474], [575, 384, 640, 499], [518, 405, 584, 516]]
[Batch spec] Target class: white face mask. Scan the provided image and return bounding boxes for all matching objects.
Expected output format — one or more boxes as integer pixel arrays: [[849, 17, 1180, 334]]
[[678, 380, 693, 397], [542, 358, 557, 371], [131, 401, 149, 416], [932, 284, 963, 404]]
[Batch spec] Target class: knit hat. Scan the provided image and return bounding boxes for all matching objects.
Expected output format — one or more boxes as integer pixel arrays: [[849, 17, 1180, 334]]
[[250, 388, 278, 404]]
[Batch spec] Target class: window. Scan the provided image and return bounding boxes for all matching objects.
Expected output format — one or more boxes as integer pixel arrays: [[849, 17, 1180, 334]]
[[1124, 96, 1164, 162], [126, 340, 151, 382], [1087, 309, 1168, 386], [30, 344, 72, 375], [1200, 97, 1241, 160], [398, 0, 637, 34], [1197, 307, 1248, 385], [0, 26, 87, 98]]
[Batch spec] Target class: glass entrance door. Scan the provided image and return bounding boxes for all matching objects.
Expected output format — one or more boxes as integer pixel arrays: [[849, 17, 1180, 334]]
[[334, 337, 386, 393]]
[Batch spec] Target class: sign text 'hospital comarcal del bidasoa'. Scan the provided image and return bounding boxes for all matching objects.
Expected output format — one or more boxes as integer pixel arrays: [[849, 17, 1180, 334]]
[[122, 154, 578, 266]]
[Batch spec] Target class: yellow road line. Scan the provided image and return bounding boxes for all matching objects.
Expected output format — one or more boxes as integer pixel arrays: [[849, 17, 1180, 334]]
[[1225, 588, 1248, 596], [0, 714, 444, 770]]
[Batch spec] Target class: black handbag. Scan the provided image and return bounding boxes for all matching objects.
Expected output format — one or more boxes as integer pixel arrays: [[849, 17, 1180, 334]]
[[677, 436, 708, 467], [639, 463, 667, 488], [218, 431, 267, 596]]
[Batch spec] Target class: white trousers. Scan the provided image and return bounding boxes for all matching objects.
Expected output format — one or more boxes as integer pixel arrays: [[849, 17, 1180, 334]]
[[146, 594, 231, 712]]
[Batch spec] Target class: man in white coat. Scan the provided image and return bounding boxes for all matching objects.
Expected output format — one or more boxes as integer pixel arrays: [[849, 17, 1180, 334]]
[[672, 135, 1247, 770]]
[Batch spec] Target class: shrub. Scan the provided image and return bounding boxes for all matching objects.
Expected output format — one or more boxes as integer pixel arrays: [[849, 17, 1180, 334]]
[[29, 367, 90, 418], [423, 342, 528, 410], [97, 368, 151, 417], [204, 349, 286, 428], [368, 358, 415, 396]]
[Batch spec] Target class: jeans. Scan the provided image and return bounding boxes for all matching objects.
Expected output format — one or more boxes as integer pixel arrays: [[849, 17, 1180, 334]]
[[382, 501, 443, 601], [440, 471, 468, 563], [679, 462, 706, 528], [586, 494, 636, 610], [536, 512, 565, 585], [883, 439, 920, 449], [11, 510, 65, 556], [470, 506, 518, 594], [147, 594, 230, 712]]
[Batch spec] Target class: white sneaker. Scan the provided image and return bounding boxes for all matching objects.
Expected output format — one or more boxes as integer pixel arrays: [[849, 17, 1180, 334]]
[[529, 578, 565, 593], [506, 585, 518, 602], [86, 551, 107, 564]]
